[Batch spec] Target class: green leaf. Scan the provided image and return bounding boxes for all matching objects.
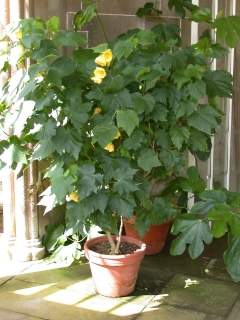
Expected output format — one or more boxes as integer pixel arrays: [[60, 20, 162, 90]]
[[73, 4, 96, 31], [137, 30, 156, 46], [187, 166, 205, 193], [138, 149, 161, 172], [136, 2, 162, 17], [113, 167, 138, 195], [185, 80, 206, 101], [190, 8, 211, 23], [189, 129, 209, 153], [116, 110, 139, 136], [168, 0, 197, 17], [224, 237, 240, 282], [36, 119, 56, 140], [170, 127, 190, 150], [49, 57, 75, 78], [109, 195, 135, 218], [188, 106, 220, 134], [208, 204, 232, 238], [45, 163, 74, 203], [92, 124, 118, 147], [171, 215, 213, 259], [123, 130, 148, 151], [43, 224, 66, 252], [132, 93, 155, 115], [89, 191, 108, 213], [175, 100, 197, 119], [113, 37, 138, 60], [200, 190, 227, 203], [191, 190, 226, 215], [32, 140, 55, 160], [46, 16, 60, 33], [204, 70, 233, 98], [214, 16, 240, 48], [66, 200, 94, 233], [159, 149, 182, 169], [52, 127, 82, 160], [38, 186, 58, 214], [103, 75, 125, 93], [1, 144, 27, 168], [78, 164, 103, 199], [54, 31, 86, 48], [155, 130, 171, 149]]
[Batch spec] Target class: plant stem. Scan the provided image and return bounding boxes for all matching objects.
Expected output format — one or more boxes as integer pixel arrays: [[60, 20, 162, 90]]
[[115, 216, 123, 254], [96, 10, 109, 43], [106, 231, 116, 254]]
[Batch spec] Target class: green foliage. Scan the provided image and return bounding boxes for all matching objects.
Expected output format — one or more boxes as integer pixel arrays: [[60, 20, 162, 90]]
[[116, 110, 139, 136], [42, 224, 83, 264], [171, 189, 240, 281], [136, 2, 162, 17], [1, 2, 240, 278], [73, 4, 96, 31], [214, 16, 240, 48], [171, 214, 213, 259]]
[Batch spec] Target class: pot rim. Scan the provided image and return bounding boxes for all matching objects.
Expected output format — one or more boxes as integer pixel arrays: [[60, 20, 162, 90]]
[[84, 235, 146, 260]]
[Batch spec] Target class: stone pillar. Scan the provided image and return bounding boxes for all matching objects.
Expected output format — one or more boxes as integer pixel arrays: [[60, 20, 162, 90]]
[[0, 0, 45, 261], [13, 166, 45, 261]]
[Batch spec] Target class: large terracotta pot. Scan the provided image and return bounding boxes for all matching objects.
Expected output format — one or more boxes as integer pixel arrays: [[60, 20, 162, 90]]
[[124, 219, 171, 255], [84, 235, 146, 297]]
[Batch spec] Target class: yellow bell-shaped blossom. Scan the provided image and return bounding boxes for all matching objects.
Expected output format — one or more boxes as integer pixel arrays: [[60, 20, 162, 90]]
[[94, 67, 106, 79], [104, 143, 115, 153], [91, 67, 107, 84], [93, 107, 102, 116], [69, 192, 80, 203], [114, 130, 121, 140], [91, 76, 103, 84], [16, 30, 23, 40], [95, 49, 113, 67]]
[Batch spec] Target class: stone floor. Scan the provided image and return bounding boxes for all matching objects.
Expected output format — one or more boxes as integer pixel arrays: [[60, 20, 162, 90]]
[[0, 241, 239, 320]]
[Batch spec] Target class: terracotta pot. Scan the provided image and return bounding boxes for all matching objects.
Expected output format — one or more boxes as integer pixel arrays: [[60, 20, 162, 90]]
[[124, 219, 171, 255], [84, 235, 146, 297]]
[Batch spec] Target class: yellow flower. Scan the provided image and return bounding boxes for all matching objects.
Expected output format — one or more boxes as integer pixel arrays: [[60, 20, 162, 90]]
[[16, 30, 23, 40], [104, 143, 115, 153], [91, 76, 103, 84], [95, 49, 113, 67], [93, 107, 102, 116], [94, 67, 106, 79], [114, 130, 121, 140], [69, 192, 80, 203]]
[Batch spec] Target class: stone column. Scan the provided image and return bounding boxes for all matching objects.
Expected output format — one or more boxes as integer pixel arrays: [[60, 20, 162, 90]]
[[1, 0, 45, 261]]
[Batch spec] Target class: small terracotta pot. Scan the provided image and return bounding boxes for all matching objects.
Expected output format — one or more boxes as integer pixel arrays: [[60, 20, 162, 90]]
[[84, 235, 146, 297], [124, 219, 171, 255]]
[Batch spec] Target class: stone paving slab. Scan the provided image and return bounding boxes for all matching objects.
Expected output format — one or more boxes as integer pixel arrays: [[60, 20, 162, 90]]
[[226, 299, 240, 320], [139, 254, 211, 282], [15, 262, 92, 290], [136, 304, 206, 320], [204, 259, 232, 282], [0, 308, 43, 320], [0, 260, 36, 286], [0, 266, 154, 320], [161, 274, 239, 317], [204, 315, 225, 320]]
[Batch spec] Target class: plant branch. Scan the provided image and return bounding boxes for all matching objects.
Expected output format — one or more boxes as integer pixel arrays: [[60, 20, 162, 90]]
[[95, 10, 109, 43], [106, 231, 116, 254], [115, 216, 123, 254]]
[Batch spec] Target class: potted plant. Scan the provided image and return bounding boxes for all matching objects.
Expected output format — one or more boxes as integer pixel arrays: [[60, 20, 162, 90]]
[[1, 0, 240, 292]]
